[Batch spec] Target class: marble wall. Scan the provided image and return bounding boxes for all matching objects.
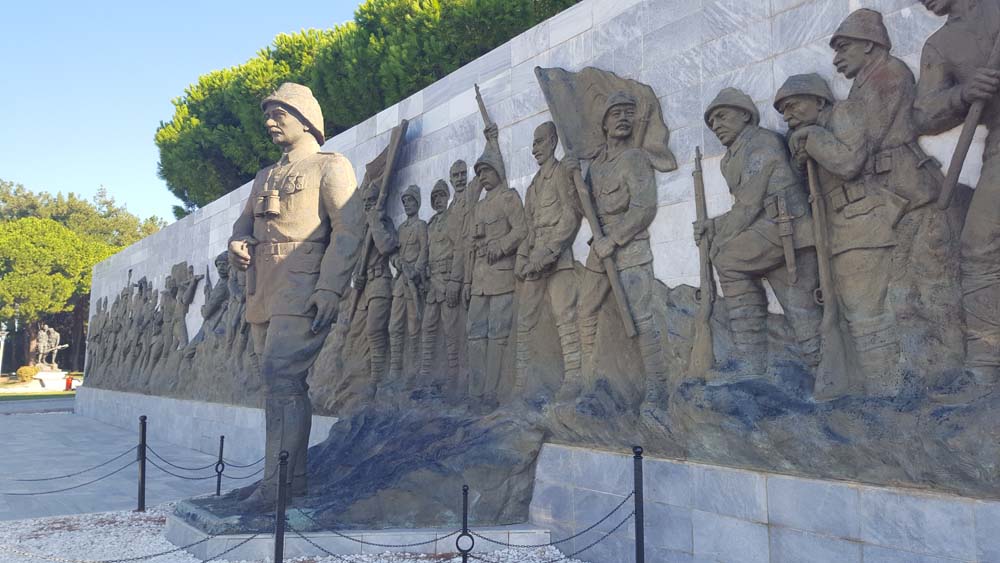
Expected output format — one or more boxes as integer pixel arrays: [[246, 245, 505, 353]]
[[89, 0, 981, 329]]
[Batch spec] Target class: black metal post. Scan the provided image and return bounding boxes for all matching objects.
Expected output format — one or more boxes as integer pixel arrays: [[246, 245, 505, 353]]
[[633, 446, 644, 563], [274, 451, 289, 563], [214, 435, 226, 496], [136, 415, 147, 512], [456, 484, 474, 563]]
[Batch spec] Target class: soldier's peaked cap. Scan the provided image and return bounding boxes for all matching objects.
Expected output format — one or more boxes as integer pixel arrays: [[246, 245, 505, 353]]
[[774, 74, 835, 110], [830, 9, 891, 50], [402, 184, 421, 205], [704, 88, 760, 126], [261, 82, 326, 146], [432, 179, 450, 196]]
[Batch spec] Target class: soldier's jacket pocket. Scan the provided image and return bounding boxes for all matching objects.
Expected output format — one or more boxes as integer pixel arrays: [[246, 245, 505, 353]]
[[285, 249, 324, 274], [842, 195, 883, 220], [598, 182, 629, 214]]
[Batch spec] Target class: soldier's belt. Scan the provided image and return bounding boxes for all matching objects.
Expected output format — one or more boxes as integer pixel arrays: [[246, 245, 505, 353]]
[[861, 144, 912, 177], [430, 261, 451, 275], [826, 182, 868, 212], [255, 241, 326, 256]]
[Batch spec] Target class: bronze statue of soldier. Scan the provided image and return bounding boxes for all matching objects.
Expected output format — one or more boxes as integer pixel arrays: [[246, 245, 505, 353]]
[[229, 82, 360, 506], [388, 185, 428, 381]]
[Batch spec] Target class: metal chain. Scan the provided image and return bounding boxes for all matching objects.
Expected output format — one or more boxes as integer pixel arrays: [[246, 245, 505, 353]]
[[0, 528, 227, 563], [145, 447, 217, 472], [144, 458, 217, 481], [1, 461, 137, 496], [201, 533, 260, 562], [221, 456, 264, 469], [9, 447, 137, 482], [286, 523, 355, 562], [468, 511, 635, 563], [221, 466, 264, 480], [294, 508, 460, 548], [471, 491, 634, 548]]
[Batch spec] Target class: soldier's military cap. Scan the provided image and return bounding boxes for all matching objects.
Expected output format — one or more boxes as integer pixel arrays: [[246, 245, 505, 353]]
[[602, 90, 638, 122], [831, 9, 891, 50], [774, 73, 836, 111], [261, 82, 326, 146], [705, 87, 760, 126], [401, 184, 422, 205], [475, 141, 508, 182], [431, 179, 450, 197]]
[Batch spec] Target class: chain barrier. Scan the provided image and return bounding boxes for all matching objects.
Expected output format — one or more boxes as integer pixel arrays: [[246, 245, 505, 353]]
[[1, 460, 137, 496], [294, 508, 459, 549], [0, 525, 239, 563], [221, 456, 264, 469], [144, 458, 219, 481], [468, 510, 635, 563], [145, 446, 217, 472], [7, 447, 137, 483], [471, 491, 634, 549], [222, 465, 265, 480]]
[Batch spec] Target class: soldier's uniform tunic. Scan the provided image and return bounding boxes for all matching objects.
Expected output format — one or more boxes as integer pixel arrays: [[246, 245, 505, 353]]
[[388, 213, 428, 379], [231, 148, 360, 492], [357, 209, 398, 381], [711, 124, 822, 370], [515, 158, 582, 394], [421, 204, 463, 381], [914, 0, 1000, 376]]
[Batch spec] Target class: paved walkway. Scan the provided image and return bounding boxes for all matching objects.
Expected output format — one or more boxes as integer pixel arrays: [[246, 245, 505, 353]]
[[0, 401, 238, 520]]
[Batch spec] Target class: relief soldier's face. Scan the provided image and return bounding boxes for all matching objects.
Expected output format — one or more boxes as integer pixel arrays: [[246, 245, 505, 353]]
[[920, 0, 954, 16], [476, 165, 501, 191], [263, 103, 309, 148], [431, 191, 448, 212], [402, 194, 419, 216], [780, 95, 823, 130], [532, 129, 557, 165], [832, 38, 871, 79], [603, 104, 636, 140], [450, 166, 468, 192], [708, 107, 750, 147]]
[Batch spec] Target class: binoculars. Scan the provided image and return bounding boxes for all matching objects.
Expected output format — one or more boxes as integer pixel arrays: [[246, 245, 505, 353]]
[[254, 190, 281, 217]]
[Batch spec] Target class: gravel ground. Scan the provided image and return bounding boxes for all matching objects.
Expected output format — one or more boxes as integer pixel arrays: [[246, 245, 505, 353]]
[[0, 503, 584, 563]]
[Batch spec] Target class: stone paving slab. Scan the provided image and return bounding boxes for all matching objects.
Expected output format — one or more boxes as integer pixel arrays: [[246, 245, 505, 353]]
[[0, 407, 233, 521]]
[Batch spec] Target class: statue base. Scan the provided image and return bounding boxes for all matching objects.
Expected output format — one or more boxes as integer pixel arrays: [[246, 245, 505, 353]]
[[33, 370, 67, 389]]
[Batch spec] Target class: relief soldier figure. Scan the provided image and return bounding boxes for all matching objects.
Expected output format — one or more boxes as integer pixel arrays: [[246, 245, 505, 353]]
[[697, 87, 822, 381], [388, 185, 428, 381], [515, 122, 583, 402], [229, 82, 360, 505], [914, 0, 1000, 384], [467, 124, 526, 411], [172, 267, 204, 351], [355, 181, 399, 384], [776, 73, 902, 394], [446, 160, 473, 310], [420, 180, 462, 391]]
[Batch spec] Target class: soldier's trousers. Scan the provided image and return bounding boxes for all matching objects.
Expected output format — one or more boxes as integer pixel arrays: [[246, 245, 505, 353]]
[[578, 262, 669, 404], [713, 232, 822, 369], [963, 154, 1000, 374], [250, 314, 330, 499], [361, 296, 391, 382], [467, 292, 513, 408], [420, 298, 462, 382], [388, 293, 421, 379], [515, 269, 581, 395]]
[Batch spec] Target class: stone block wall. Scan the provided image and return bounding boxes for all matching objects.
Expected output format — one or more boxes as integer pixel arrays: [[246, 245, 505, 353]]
[[530, 443, 1000, 563], [89, 0, 981, 325]]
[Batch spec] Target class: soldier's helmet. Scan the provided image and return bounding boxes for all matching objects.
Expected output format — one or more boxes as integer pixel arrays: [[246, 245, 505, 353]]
[[475, 142, 508, 184], [431, 179, 450, 199], [704, 87, 760, 126], [602, 90, 638, 125], [830, 9, 891, 50], [774, 73, 835, 111], [261, 83, 326, 146], [401, 184, 421, 207]]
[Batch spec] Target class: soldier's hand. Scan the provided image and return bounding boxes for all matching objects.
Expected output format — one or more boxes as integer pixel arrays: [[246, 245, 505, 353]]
[[963, 68, 1000, 103], [228, 240, 252, 271], [446, 281, 461, 307], [692, 219, 714, 245], [462, 284, 472, 305], [563, 157, 581, 173], [592, 236, 616, 260], [788, 127, 813, 155], [308, 289, 341, 334], [486, 241, 503, 264], [484, 123, 499, 144]]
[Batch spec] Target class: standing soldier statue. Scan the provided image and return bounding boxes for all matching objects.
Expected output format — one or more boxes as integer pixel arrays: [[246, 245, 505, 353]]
[[388, 185, 428, 382], [229, 82, 360, 506], [445, 160, 474, 312], [467, 123, 526, 412], [697, 87, 822, 382], [36, 323, 51, 367], [514, 122, 583, 403], [914, 0, 1000, 387], [420, 180, 462, 394], [354, 182, 398, 387]]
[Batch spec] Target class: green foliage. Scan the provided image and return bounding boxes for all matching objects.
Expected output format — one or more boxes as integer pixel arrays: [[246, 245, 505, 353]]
[[156, 0, 582, 213], [16, 365, 40, 383], [0, 218, 117, 324]]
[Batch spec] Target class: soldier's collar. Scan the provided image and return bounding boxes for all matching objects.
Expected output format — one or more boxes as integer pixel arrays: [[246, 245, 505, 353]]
[[278, 146, 317, 166], [539, 158, 557, 179], [851, 53, 889, 93], [726, 125, 756, 158]]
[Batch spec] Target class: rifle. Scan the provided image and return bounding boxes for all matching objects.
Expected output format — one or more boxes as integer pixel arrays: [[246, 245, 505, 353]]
[[688, 147, 715, 374], [936, 32, 1000, 209], [806, 160, 851, 400], [347, 120, 409, 324]]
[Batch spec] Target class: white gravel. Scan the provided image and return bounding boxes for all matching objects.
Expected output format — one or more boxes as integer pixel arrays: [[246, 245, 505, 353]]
[[0, 503, 584, 563]]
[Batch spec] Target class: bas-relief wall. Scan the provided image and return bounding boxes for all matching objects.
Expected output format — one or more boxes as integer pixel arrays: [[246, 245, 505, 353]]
[[90, 0, 981, 327]]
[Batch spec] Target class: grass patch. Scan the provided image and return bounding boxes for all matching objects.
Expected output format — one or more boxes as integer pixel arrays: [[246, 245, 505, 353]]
[[0, 391, 75, 401]]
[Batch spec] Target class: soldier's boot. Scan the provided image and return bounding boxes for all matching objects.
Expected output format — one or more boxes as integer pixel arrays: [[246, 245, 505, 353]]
[[798, 334, 822, 371], [555, 322, 584, 402], [388, 330, 404, 381], [369, 331, 389, 394], [239, 393, 311, 508], [709, 293, 768, 384], [513, 329, 532, 398], [636, 315, 669, 423], [851, 315, 902, 397], [579, 315, 599, 376], [485, 339, 505, 412], [419, 315, 438, 379], [467, 338, 487, 410], [964, 286, 1000, 384]]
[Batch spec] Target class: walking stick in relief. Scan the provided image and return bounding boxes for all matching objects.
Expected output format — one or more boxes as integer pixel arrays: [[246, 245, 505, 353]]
[[936, 32, 1000, 209], [806, 159, 850, 400], [688, 147, 715, 374]]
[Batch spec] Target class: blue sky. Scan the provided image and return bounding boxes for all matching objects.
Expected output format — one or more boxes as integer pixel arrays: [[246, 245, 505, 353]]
[[0, 0, 363, 223]]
